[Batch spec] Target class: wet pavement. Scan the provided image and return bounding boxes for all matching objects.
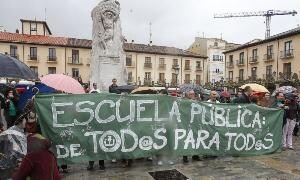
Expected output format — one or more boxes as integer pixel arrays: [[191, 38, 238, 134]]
[[61, 137, 300, 180]]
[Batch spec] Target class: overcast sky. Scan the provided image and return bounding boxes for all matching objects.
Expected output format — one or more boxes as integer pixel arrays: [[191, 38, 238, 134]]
[[1, 0, 300, 49]]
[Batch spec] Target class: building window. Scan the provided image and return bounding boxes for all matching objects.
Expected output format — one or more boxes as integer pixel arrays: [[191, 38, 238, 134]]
[[283, 63, 291, 79], [185, 74, 190, 83], [214, 42, 218, 47], [267, 45, 273, 56], [29, 47, 37, 60], [196, 75, 201, 85], [252, 49, 258, 61], [126, 55, 132, 66], [145, 57, 151, 64], [239, 52, 244, 64], [128, 72, 133, 82], [239, 69, 244, 81], [72, 49, 79, 64], [10, 45, 18, 59], [31, 23, 37, 31], [145, 72, 151, 80], [159, 58, 165, 65], [159, 73, 165, 82], [215, 69, 220, 73], [185, 60, 190, 70], [48, 67, 56, 74], [213, 55, 223, 61], [266, 65, 272, 79], [229, 55, 233, 64], [251, 67, 257, 80], [72, 68, 79, 78], [173, 59, 178, 66], [229, 71, 233, 81], [30, 66, 38, 76], [284, 41, 292, 52], [196, 61, 201, 68], [48, 48, 56, 61]]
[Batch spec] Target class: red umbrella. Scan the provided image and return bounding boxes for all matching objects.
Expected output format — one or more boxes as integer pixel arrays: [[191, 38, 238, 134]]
[[40, 74, 84, 94]]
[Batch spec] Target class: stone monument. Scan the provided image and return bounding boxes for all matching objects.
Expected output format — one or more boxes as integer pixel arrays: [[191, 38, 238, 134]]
[[91, 0, 127, 91]]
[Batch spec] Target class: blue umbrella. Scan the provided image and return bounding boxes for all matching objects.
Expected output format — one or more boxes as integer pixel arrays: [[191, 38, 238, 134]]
[[0, 53, 37, 80], [18, 83, 55, 111]]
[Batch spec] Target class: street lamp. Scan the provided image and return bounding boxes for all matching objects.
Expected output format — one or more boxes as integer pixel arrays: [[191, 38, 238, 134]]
[[173, 64, 180, 94]]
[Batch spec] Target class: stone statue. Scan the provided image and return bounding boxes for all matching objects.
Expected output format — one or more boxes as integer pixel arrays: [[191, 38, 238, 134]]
[[91, 0, 127, 91]]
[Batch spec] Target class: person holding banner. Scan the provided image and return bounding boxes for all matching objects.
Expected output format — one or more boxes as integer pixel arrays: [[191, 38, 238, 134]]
[[183, 90, 201, 163]]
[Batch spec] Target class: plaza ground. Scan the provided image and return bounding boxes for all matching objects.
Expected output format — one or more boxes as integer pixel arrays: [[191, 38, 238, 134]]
[[61, 137, 300, 180]]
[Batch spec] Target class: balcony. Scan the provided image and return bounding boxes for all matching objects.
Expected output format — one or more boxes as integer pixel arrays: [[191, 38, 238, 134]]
[[27, 55, 39, 62], [128, 77, 134, 83], [144, 78, 152, 85], [280, 49, 294, 59], [144, 63, 152, 68], [195, 80, 201, 85], [236, 60, 245, 66], [158, 79, 166, 84], [47, 56, 57, 63], [158, 64, 166, 70], [263, 53, 274, 62], [195, 66, 203, 72], [226, 62, 234, 68], [249, 56, 259, 64], [126, 61, 135, 67], [10, 54, 19, 59], [172, 64, 179, 69], [184, 66, 191, 71], [68, 57, 82, 65], [236, 77, 244, 82]]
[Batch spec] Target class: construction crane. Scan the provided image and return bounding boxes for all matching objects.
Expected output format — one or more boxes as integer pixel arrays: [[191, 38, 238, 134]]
[[214, 10, 297, 38]]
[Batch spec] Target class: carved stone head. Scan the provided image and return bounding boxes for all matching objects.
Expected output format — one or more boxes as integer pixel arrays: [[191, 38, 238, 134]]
[[93, 0, 120, 30]]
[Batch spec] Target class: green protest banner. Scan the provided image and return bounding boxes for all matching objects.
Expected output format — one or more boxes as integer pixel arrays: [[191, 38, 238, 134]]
[[35, 93, 283, 165]]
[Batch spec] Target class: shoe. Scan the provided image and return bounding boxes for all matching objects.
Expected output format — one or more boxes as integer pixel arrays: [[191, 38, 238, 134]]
[[288, 146, 294, 150], [99, 165, 105, 170], [111, 159, 117, 163], [282, 147, 287, 151], [87, 165, 94, 171], [147, 157, 153, 161], [157, 161, 163, 166], [183, 156, 188, 163], [192, 155, 202, 161]]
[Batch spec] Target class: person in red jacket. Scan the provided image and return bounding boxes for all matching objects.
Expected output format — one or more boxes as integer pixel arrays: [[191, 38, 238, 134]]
[[13, 112, 61, 180]]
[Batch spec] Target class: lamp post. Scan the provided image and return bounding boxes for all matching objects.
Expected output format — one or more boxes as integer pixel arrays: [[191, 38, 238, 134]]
[[173, 64, 180, 94], [221, 77, 224, 89]]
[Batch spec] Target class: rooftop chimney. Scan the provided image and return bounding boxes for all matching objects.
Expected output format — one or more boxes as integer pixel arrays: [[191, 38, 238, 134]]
[[16, 29, 19, 34], [131, 40, 134, 43]]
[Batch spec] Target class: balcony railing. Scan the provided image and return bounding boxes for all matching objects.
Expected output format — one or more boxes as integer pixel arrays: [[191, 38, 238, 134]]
[[10, 54, 19, 59], [249, 56, 259, 64], [144, 78, 152, 85], [280, 49, 294, 59], [195, 80, 201, 85], [28, 55, 38, 61], [236, 60, 245, 66], [126, 61, 135, 67], [263, 53, 274, 61], [159, 64, 166, 70], [67, 57, 82, 65], [226, 62, 234, 68], [144, 63, 152, 68], [196, 66, 203, 71], [184, 80, 192, 84], [172, 64, 179, 69], [47, 56, 57, 62], [128, 77, 134, 82], [184, 66, 191, 70], [236, 76, 244, 82]]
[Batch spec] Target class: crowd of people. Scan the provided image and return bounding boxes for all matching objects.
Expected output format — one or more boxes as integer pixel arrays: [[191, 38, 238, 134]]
[[0, 79, 299, 179]]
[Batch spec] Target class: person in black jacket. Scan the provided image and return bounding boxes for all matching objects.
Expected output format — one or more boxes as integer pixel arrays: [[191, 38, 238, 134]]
[[109, 78, 119, 93], [4, 89, 19, 128], [233, 86, 253, 104]]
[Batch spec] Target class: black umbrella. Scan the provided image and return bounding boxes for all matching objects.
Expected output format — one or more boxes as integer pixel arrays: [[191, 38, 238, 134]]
[[0, 53, 37, 80], [115, 85, 136, 93]]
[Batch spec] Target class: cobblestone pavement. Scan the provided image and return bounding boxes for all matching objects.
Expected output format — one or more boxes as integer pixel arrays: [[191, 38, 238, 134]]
[[61, 137, 300, 180]]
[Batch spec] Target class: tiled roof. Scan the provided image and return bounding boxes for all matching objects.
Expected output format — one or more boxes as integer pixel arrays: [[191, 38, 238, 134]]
[[224, 27, 300, 53], [123, 43, 206, 58], [0, 32, 206, 58]]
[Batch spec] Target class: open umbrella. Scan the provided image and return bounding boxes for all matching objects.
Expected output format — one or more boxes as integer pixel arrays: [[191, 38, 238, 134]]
[[179, 84, 204, 94], [115, 85, 136, 93], [0, 53, 37, 80], [0, 126, 27, 169], [240, 83, 269, 93], [272, 86, 297, 96], [131, 87, 158, 94], [40, 74, 84, 94]]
